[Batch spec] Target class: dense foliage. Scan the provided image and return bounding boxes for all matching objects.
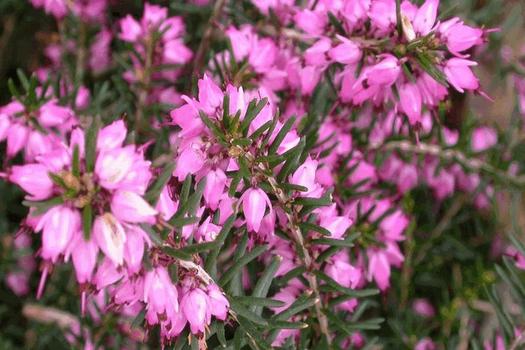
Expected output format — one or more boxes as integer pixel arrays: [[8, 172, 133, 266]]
[[0, 0, 524, 349]]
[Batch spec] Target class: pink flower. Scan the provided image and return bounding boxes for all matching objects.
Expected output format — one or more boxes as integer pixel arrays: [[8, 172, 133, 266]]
[[71, 237, 99, 283], [144, 267, 179, 323], [329, 36, 362, 65], [399, 83, 422, 125], [93, 213, 127, 266], [440, 18, 484, 54], [36, 206, 81, 263], [242, 187, 272, 233], [367, 249, 391, 291], [10, 164, 54, 200], [207, 284, 229, 320], [412, 298, 435, 318], [444, 58, 479, 93], [95, 146, 136, 190], [471, 126, 497, 152], [111, 190, 158, 224], [204, 169, 227, 210], [412, 0, 439, 36], [181, 288, 210, 334]]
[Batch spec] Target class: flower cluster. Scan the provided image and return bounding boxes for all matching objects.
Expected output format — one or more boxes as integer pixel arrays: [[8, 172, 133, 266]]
[[2, 0, 518, 348]]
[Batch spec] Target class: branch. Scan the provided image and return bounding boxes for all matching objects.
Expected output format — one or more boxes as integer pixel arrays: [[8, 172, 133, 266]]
[[369, 140, 525, 188], [247, 154, 333, 345]]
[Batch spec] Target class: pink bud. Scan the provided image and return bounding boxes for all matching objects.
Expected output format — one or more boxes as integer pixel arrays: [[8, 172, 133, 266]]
[[144, 267, 179, 318], [181, 288, 210, 334], [71, 237, 99, 283], [160, 17, 185, 40], [142, 3, 167, 27], [399, 83, 422, 125], [124, 226, 146, 274], [204, 169, 227, 210], [10, 164, 54, 200], [198, 74, 223, 114], [471, 126, 497, 152], [207, 284, 229, 320], [7, 123, 29, 157], [444, 58, 479, 93], [242, 187, 272, 233], [119, 15, 143, 42], [412, 298, 435, 318], [329, 36, 362, 65], [294, 9, 327, 36], [440, 18, 483, 54], [367, 249, 390, 291], [93, 213, 127, 265], [412, 0, 439, 35], [174, 145, 205, 181], [97, 120, 127, 151], [111, 190, 157, 224], [226, 25, 253, 61], [38, 100, 73, 127]]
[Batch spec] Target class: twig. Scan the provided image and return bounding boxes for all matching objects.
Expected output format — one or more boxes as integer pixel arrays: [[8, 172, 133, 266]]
[[247, 154, 333, 345], [23, 304, 78, 330], [369, 140, 525, 188], [510, 331, 525, 350], [192, 0, 227, 77], [414, 194, 468, 265], [135, 33, 155, 137]]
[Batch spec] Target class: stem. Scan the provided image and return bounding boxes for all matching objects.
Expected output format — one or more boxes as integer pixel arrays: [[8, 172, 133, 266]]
[[135, 34, 155, 137], [395, 0, 402, 38], [75, 21, 87, 86], [192, 0, 226, 77], [248, 155, 332, 345], [370, 140, 525, 188]]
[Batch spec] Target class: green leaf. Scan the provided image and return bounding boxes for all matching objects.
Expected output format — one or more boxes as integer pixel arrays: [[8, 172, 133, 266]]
[[85, 117, 100, 173], [315, 271, 380, 298], [178, 241, 217, 255], [268, 320, 308, 330], [72, 145, 80, 178], [250, 255, 281, 315], [139, 223, 163, 246], [415, 52, 449, 87], [145, 162, 175, 205], [82, 205, 93, 240], [230, 299, 268, 326], [162, 246, 193, 261], [268, 116, 296, 155], [311, 233, 360, 247], [298, 222, 332, 236], [219, 245, 268, 286], [23, 197, 64, 216], [233, 296, 285, 308], [241, 98, 268, 136], [328, 12, 346, 35], [199, 111, 228, 145]]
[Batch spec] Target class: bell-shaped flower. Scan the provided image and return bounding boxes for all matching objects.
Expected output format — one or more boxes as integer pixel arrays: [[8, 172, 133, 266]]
[[412, 0, 439, 36], [95, 146, 135, 190], [329, 35, 362, 65], [399, 83, 422, 125], [93, 213, 127, 266], [111, 190, 157, 224], [242, 187, 272, 233], [207, 284, 229, 320], [204, 169, 227, 210], [71, 236, 99, 283], [119, 15, 142, 42], [36, 205, 81, 263], [444, 58, 479, 93], [144, 267, 179, 322], [97, 120, 127, 151], [10, 164, 54, 200], [181, 288, 210, 334]]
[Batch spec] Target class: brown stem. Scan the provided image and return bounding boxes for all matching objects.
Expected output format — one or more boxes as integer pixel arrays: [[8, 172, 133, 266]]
[[135, 34, 155, 137], [369, 140, 525, 188], [248, 156, 332, 345], [192, 0, 226, 77]]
